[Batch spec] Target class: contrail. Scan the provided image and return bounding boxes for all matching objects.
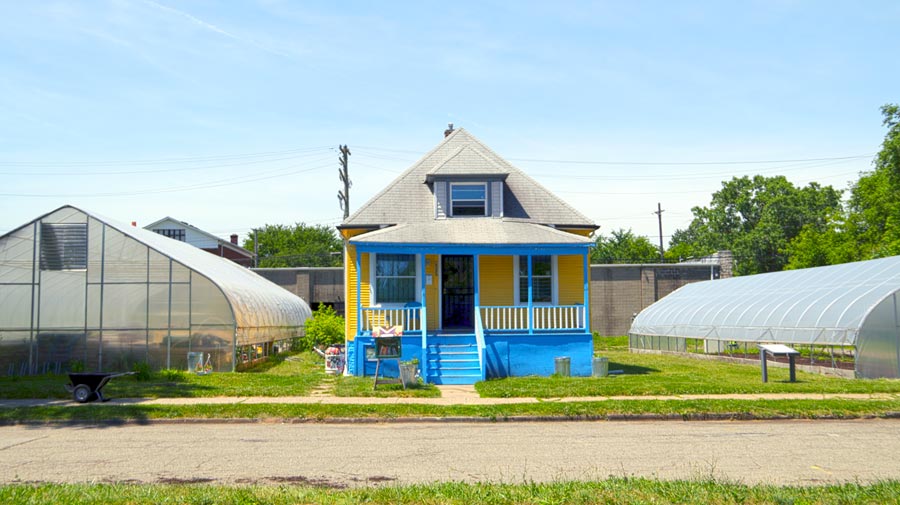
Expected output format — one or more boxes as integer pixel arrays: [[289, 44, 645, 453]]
[[140, 0, 291, 58]]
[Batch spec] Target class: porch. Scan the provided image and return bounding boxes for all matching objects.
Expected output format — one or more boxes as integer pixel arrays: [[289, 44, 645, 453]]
[[347, 244, 594, 384]]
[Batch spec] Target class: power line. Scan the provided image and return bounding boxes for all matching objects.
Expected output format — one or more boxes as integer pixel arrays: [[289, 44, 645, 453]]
[[513, 154, 874, 166], [0, 162, 332, 198], [0, 151, 335, 176], [354, 145, 873, 166], [0, 146, 333, 167]]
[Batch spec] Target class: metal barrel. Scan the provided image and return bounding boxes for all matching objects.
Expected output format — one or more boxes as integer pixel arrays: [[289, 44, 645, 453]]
[[592, 357, 609, 377], [554, 356, 571, 377]]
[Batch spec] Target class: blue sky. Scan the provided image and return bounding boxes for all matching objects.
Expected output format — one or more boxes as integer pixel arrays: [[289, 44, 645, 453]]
[[1, 1, 898, 248]]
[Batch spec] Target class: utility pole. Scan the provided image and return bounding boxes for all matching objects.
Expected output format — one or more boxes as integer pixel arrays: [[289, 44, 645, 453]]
[[337, 145, 351, 220], [253, 229, 259, 268], [653, 202, 665, 261]]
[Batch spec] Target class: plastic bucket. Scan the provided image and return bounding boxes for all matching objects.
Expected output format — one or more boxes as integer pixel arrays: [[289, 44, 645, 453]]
[[593, 357, 609, 377], [187, 352, 204, 373], [554, 356, 571, 377]]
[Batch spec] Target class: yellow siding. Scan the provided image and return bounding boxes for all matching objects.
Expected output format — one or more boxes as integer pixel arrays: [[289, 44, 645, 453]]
[[344, 244, 370, 340], [561, 228, 594, 237], [558, 254, 585, 305], [479, 255, 514, 306], [425, 254, 439, 330]]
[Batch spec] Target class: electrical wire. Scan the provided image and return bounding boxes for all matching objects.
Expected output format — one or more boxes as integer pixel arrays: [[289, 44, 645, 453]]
[[0, 145, 333, 167], [0, 161, 333, 198]]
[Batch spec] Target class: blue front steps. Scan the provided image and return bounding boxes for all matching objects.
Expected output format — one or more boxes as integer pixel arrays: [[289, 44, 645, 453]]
[[425, 335, 482, 385]]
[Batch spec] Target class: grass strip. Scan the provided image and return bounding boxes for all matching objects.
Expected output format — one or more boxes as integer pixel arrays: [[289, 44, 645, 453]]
[[3, 399, 900, 423], [477, 348, 900, 398], [3, 479, 900, 504]]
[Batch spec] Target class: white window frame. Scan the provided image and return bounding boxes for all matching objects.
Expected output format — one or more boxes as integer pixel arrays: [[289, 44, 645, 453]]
[[449, 182, 488, 217], [513, 255, 558, 306], [369, 253, 422, 307]]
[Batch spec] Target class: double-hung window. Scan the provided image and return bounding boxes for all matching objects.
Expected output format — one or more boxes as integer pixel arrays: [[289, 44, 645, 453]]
[[374, 254, 416, 304], [450, 183, 487, 216], [518, 255, 553, 303]]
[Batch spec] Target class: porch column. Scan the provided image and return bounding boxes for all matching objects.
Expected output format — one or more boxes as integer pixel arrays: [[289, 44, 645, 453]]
[[355, 248, 361, 336], [583, 251, 591, 333], [473, 253, 480, 314], [527, 255, 534, 335], [420, 253, 428, 381]]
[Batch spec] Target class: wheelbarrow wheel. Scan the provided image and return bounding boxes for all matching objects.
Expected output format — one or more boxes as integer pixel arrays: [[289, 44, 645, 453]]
[[73, 384, 93, 403]]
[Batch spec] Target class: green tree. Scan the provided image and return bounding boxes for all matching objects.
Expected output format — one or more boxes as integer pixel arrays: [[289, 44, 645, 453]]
[[846, 104, 900, 257], [591, 228, 661, 263], [244, 223, 342, 267], [786, 104, 900, 268], [668, 175, 842, 275]]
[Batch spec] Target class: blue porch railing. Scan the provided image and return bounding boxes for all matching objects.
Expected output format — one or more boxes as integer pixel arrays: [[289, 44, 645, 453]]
[[474, 307, 487, 380], [479, 305, 586, 331]]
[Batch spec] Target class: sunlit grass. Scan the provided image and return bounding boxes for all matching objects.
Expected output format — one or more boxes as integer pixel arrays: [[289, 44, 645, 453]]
[[3, 479, 900, 504]]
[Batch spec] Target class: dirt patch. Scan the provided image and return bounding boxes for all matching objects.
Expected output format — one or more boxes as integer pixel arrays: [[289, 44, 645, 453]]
[[156, 477, 216, 484], [266, 475, 348, 488], [364, 475, 397, 483]]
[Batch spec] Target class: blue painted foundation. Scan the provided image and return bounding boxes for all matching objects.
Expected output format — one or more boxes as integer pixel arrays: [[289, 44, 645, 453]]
[[485, 332, 592, 377], [349, 331, 592, 381], [349, 335, 424, 378]]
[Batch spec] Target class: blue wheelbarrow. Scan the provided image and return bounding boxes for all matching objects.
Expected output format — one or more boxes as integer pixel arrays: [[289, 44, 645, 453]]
[[65, 372, 136, 403]]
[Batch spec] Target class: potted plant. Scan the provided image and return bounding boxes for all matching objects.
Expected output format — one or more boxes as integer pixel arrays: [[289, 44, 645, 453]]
[[399, 357, 419, 388]]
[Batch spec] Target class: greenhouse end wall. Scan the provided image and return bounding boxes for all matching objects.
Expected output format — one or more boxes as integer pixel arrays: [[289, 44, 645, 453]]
[[0, 207, 308, 376]]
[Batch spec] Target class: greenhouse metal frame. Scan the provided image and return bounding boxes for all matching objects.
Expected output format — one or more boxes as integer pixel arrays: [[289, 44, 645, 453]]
[[0, 206, 311, 375], [629, 255, 900, 378]]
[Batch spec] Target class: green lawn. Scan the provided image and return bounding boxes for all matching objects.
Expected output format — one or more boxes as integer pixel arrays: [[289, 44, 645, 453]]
[[475, 336, 900, 398], [332, 375, 441, 397], [0, 352, 437, 399], [3, 479, 900, 504], [3, 398, 900, 423]]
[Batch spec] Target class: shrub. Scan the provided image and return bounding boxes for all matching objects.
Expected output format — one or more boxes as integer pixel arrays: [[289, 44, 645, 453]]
[[301, 305, 345, 351], [158, 369, 186, 382], [131, 361, 152, 381]]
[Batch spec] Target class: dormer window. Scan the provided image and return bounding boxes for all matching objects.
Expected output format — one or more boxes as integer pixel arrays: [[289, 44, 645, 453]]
[[450, 183, 487, 217]]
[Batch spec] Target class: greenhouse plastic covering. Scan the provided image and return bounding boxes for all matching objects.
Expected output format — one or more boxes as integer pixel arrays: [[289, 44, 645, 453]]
[[629, 255, 900, 347], [0, 206, 311, 373]]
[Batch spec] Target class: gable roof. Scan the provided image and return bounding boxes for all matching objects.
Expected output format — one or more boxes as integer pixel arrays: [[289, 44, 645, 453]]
[[341, 128, 596, 229], [144, 216, 253, 258], [424, 145, 509, 182]]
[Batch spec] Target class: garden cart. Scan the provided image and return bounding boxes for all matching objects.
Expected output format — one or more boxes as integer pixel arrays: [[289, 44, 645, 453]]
[[64, 372, 136, 403]]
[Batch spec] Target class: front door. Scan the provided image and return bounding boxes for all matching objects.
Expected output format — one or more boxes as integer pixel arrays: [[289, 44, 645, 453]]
[[441, 255, 474, 330]]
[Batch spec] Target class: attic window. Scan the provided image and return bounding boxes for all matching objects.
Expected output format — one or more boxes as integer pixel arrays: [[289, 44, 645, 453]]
[[450, 183, 487, 217], [40, 223, 87, 271], [154, 228, 186, 241]]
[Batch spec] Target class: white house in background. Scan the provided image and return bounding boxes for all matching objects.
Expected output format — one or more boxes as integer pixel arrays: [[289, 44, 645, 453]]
[[143, 217, 254, 267]]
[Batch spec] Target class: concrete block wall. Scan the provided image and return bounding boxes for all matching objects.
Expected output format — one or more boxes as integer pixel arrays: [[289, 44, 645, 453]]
[[255, 261, 724, 335]]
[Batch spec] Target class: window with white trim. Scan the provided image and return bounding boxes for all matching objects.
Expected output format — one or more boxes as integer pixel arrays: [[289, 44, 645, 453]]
[[517, 255, 553, 303], [450, 183, 487, 216], [374, 254, 417, 304]]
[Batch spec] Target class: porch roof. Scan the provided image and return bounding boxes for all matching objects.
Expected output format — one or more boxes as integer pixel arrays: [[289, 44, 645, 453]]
[[350, 219, 593, 248]]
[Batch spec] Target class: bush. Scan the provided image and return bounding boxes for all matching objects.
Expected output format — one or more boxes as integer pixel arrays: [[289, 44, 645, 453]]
[[131, 361, 152, 381], [158, 369, 187, 382], [301, 305, 345, 351]]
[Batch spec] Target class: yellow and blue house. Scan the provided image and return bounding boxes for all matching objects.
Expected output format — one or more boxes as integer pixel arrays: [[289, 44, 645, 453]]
[[338, 128, 597, 384]]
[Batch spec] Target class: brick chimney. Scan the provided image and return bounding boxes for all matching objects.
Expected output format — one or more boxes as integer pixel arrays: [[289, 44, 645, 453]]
[[444, 123, 454, 137], [230, 234, 238, 245]]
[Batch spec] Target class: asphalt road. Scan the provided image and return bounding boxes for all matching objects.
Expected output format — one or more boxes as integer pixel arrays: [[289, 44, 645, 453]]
[[2, 420, 898, 487]]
